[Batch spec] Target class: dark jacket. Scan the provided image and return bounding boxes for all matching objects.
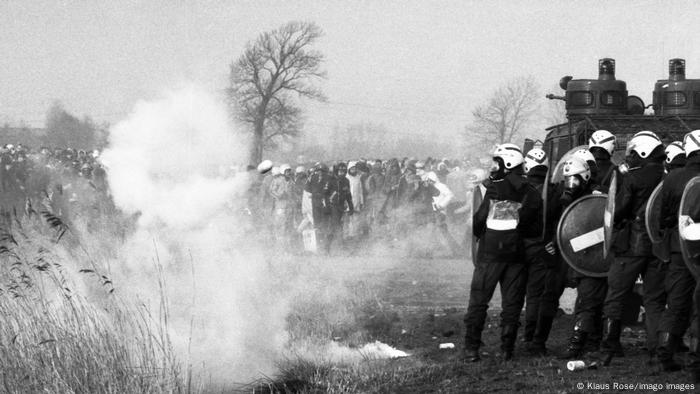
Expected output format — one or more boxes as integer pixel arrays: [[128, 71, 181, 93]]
[[305, 171, 331, 206], [659, 154, 700, 251], [324, 175, 354, 213], [473, 166, 540, 263], [524, 166, 548, 240], [592, 158, 620, 194], [613, 161, 664, 256]]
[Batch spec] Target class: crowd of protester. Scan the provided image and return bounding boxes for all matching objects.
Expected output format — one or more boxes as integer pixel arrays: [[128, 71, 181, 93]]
[[0, 143, 108, 220], [246, 157, 487, 256]]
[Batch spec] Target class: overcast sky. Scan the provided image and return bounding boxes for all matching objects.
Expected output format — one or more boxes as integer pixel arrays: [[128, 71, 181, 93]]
[[2, 0, 699, 142]]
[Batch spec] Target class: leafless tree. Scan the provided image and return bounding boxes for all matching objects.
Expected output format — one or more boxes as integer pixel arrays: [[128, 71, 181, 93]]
[[228, 21, 326, 164], [466, 76, 541, 150]]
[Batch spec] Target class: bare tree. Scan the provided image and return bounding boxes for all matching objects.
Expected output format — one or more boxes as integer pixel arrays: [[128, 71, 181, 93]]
[[228, 21, 326, 164], [466, 76, 540, 149]]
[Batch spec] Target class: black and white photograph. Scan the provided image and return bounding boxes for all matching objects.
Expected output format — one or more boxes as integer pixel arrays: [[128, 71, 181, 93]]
[[1, 1, 700, 392]]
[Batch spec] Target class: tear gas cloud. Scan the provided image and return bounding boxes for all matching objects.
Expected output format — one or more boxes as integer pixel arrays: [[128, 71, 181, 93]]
[[98, 84, 411, 387], [101, 84, 287, 384]]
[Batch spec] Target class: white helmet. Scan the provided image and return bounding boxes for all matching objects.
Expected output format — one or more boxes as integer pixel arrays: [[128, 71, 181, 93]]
[[684, 130, 700, 156], [665, 141, 685, 164], [493, 143, 524, 169], [271, 166, 281, 176], [295, 165, 306, 174], [524, 148, 548, 173], [257, 159, 273, 173], [279, 164, 291, 174], [589, 130, 616, 155], [562, 156, 591, 182], [626, 131, 662, 158], [572, 148, 595, 164]]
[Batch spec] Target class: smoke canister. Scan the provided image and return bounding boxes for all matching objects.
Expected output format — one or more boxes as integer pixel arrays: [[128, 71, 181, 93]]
[[567, 360, 586, 371]]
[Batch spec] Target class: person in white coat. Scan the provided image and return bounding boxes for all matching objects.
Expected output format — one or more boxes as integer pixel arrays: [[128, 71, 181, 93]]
[[425, 171, 461, 255]]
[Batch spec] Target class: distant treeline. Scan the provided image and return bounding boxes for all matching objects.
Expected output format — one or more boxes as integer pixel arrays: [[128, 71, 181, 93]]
[[2, 102, 108, 150]]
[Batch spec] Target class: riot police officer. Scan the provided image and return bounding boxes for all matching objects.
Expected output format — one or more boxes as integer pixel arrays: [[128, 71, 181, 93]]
[[589, 129, 618, 192], [658, 131, 700, 376], [557, 157, 608, 359], [521, 148, 551, 344], [601, 131, 666, 361], [463, 143, 540, 362], [665, 141, 686, 173]]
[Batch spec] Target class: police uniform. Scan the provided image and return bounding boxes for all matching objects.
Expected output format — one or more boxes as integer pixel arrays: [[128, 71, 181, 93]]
[[527, 176, 570, 355], [602, 154, 666, 358], [522, 165, 551, 342], [657, 152, 700, 371], [464, 164, 540, 361]]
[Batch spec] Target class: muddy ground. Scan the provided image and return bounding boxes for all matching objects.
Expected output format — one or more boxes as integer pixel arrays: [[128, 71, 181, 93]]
[[269, 254, 697, 393]]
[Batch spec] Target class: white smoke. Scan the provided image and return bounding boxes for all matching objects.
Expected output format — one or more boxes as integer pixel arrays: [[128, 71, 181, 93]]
[[289, 340, 408, 364], [101, 84, 287, 385]]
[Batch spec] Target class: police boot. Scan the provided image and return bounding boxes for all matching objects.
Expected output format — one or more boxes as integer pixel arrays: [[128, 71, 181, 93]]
[[657, 332, 683, 372], [559, 320, 587, 359], [522, 319, 536, 343], [601, 318, 624, 357], [585, 318, 603, 353], [528, 315, 554, 356], [501, 325, 518, 361], [461, 347, 481, 363], [688, 337, 700, 383], [462, 324, 481, 362]]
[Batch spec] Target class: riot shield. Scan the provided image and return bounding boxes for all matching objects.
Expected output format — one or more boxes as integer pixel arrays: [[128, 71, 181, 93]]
[[541, 169, 551, 241], [550, 145, 589, 184], [646, 182, 664, 243], [679, 176, 700, 276], [471, 184, 484, 265], [603, 171, 617, 259], [646, 181, 670, 262], [557, 194, 613, 277]]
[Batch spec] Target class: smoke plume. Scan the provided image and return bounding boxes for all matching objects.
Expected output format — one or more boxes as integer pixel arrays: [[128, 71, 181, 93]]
[[101, 84, 287, 385]]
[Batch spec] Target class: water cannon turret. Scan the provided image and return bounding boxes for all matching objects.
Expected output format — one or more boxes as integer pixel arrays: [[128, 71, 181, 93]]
[[653, 58, 700, 115], [560, 58, 627, 116]]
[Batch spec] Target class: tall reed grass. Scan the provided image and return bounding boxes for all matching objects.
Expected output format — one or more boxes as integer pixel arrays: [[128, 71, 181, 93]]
[[0, 207, 184, 393]]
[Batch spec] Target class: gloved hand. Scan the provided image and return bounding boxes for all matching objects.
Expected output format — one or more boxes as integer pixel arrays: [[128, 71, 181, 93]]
[[545, 241, 556, 255]]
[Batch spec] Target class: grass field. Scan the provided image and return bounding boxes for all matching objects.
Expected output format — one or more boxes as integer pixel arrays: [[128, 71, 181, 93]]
[[268, 254, 697, 394], [1, 202, 696, 393]]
